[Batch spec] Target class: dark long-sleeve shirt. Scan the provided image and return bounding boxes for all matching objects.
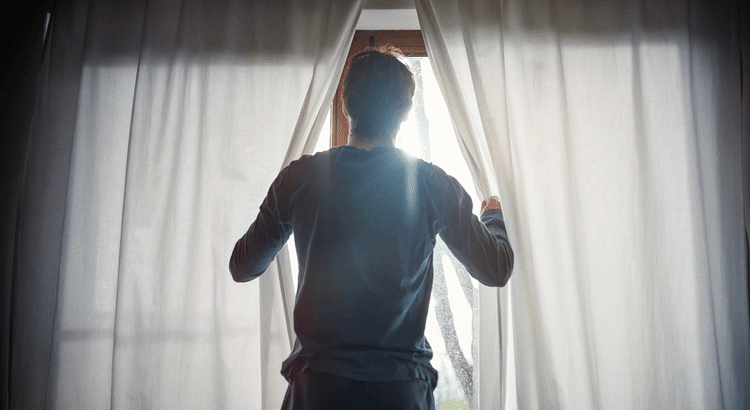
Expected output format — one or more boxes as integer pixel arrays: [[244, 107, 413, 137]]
[[230, 145, 513, 388]]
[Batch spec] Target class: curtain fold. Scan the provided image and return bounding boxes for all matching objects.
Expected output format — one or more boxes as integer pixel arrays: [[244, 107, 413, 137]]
[[416, 0, 749, 409], [11, 0, 92, 408], [415, 1, 519, 407], [742, 0, 750, 336], [10, 0, 363, 409]]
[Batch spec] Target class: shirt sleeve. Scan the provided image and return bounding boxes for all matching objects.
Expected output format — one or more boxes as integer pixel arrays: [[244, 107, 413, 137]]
[[229, 166, 294, 282], [430, 169, 514, 287]]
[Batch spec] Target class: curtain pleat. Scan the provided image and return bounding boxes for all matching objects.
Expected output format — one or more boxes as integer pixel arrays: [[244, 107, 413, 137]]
[[10, 0, 92, 408]]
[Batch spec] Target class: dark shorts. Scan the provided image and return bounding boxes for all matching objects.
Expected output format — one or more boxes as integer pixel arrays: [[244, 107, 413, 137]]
[[281, 369, 436, 410]]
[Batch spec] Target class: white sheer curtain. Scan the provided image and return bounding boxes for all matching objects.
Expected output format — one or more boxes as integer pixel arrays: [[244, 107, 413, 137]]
[[10, 0, 362, 409], [416, 0, 749, 409]]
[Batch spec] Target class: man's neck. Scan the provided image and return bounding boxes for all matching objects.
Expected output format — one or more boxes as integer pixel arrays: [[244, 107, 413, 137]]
[[346, 134, 396, 151]]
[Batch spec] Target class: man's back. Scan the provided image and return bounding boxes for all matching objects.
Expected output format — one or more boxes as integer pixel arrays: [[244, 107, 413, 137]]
[[230, 144, 513, 389]]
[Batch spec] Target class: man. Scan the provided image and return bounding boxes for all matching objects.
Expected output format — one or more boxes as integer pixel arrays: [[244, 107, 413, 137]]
[[230, 49, 513, 410]]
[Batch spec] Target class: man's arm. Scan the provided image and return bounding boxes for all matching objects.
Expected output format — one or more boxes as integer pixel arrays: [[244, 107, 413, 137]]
[[433, 173, 514, 287], [229, 167, 293, 282]]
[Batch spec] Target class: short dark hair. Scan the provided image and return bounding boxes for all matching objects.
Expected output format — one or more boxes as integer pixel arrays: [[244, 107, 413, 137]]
[[343, 48, 415, 141]]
